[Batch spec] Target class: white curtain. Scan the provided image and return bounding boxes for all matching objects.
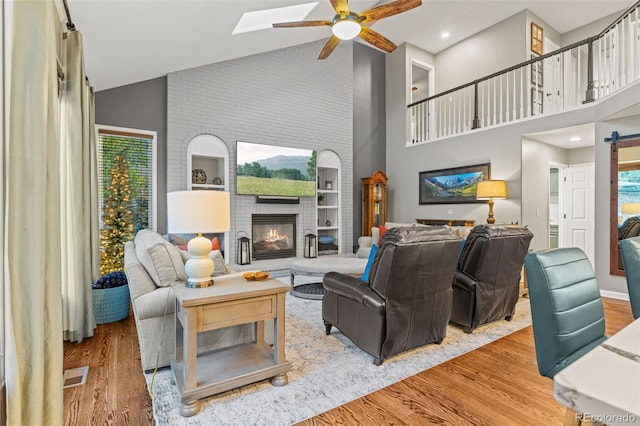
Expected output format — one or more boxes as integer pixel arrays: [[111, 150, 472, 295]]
[[60, 30, 100, 342], [5, 0, 64, 424]]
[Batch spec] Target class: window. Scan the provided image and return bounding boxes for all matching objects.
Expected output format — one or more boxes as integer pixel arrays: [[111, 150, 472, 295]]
[[618, 162, 640, 222], [96, 125, 157, 234]]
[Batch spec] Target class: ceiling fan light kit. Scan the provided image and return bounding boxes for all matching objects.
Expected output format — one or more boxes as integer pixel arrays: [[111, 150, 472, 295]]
[[273, 0, 422, 59], [331, 14, 362, 40]]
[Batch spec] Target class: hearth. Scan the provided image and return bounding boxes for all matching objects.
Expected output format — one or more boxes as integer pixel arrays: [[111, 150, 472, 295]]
[[252, 214, 296, 260]]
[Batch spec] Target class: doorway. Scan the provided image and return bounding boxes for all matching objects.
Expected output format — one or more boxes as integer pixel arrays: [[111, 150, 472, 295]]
[[410, 60, 432, 104], [548, 163, 565, 249]]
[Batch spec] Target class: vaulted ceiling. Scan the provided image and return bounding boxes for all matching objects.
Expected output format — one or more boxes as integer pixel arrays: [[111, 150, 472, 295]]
[[68, 0, 631, 91]]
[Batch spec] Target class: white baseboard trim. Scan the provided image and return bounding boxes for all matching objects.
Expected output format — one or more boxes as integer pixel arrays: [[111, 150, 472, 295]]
[[600, 290, 630, 301]]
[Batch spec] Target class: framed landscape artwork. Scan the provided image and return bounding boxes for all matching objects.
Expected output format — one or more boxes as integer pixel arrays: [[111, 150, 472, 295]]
[[419, 163, 490, 204]]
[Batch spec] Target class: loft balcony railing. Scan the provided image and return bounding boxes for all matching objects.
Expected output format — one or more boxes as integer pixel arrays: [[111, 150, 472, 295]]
[[408, 0, 640, 144]]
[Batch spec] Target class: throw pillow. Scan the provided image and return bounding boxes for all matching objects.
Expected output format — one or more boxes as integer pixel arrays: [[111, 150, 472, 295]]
[[179, 249, 232, 277], [378, 226, 388, 245], [135, 229, 188, 287], [209, 250, 232, 276], [318, 235, 336, 245], [361, 244, 378, 282]]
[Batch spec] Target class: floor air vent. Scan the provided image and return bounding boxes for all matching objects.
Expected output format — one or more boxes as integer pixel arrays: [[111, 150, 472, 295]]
[[63, 366, 89, 388]]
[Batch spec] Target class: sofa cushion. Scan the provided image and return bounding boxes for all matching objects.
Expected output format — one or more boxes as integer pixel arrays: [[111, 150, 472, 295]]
[[135, 286, 176, 320], [134, 229, 187, 288]]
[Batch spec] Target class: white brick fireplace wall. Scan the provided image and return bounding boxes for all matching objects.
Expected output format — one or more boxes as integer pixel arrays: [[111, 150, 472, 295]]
[[167, 39, 354, 266]]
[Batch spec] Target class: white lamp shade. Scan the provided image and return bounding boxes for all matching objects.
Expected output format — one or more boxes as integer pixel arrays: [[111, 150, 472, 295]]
[[332, 19, 361, 40], [167, 191, 230, 234], [622, 203, 640, 214], [476, 180, 508, 200]]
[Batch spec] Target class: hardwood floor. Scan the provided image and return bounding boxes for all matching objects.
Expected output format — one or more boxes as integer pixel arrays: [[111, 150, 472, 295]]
[[63, 308, 153, 426], [63, 298, 633, 426]]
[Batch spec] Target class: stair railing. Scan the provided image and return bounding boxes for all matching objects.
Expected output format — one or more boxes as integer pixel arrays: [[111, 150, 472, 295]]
[[408, 0, 640, 144]]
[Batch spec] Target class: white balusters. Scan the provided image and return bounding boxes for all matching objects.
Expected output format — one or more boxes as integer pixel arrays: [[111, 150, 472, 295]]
[[406, 4, 640, 144]]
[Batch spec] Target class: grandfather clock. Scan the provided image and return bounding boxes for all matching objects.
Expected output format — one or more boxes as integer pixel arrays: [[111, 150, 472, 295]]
[[362, 170, 388, 236]]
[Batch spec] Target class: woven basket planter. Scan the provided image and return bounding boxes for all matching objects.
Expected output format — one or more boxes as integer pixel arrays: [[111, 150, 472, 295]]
[[92, 284, 130, 324]]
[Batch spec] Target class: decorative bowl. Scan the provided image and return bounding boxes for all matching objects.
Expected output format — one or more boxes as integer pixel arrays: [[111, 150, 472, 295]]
[[243, 271, 270, 281], [255, 271, 270, 281]]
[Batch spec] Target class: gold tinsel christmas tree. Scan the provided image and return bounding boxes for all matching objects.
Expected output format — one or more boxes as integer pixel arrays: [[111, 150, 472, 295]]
[[100, 153, 134, 275]]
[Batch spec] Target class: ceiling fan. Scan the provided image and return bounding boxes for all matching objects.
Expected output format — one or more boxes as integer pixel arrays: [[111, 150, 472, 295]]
[[273, 0, 422, 59]]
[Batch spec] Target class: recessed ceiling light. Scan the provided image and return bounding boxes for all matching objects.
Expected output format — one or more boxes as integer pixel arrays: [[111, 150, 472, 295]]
[[441, 31, 450, 39], [569, 136, 582, 142], [233, 2, 319, 35]]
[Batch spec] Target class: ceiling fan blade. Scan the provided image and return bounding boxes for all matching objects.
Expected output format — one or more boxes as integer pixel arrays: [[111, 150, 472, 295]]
[[318, 35, 341, 59], [273, 20, 331, 28], [330, 0, 350, 15], [358, 27, 397, 53], [360, 0, 422, 23]]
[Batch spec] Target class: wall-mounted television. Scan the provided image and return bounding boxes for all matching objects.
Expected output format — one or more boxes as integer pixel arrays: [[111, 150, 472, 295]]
[[236, 141, 316, 198]]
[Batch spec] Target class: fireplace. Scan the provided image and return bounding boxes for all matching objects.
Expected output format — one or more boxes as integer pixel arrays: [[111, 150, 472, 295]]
[[252, 214, 296, 260]]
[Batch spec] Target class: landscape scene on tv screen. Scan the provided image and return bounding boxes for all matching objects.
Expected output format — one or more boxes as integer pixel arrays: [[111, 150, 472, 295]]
[[236, 141, 316, 197]]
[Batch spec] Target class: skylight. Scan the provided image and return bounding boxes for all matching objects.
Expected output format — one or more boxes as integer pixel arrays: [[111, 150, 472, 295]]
[[233, 2, 319, 35]]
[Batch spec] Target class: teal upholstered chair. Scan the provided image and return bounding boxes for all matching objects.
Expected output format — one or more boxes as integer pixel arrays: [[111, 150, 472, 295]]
[[524, 247, 607, 378], [619, 235, 640, 319]]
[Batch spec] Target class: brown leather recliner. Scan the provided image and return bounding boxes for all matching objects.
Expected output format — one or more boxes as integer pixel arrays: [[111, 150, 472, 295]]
[[322, 226, 462, 365], [450, 224, 533, 334]]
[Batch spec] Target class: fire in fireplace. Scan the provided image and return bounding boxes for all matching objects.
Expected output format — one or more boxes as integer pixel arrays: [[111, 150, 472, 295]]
[[252, 214, 296, 260]]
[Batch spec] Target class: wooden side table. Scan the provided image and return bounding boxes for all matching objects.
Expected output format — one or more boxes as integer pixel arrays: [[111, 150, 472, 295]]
[[171, 274, 291, 417]]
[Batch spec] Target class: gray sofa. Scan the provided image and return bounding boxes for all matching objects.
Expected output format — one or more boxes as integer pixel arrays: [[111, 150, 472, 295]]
[[124, 230, 251, 371]]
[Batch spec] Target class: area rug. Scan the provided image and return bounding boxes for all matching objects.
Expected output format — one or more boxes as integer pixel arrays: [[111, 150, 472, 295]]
[[146, 278, 532, 425]]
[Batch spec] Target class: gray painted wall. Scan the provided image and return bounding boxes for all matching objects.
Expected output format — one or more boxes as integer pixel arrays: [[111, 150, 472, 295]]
[[568, 146, 595, 164], [167, 39, 354, 265], [95, 77, 168, 234], [434, 11, 527, 93], [353, 43, 386, 245], [561, 10, 623, 46]]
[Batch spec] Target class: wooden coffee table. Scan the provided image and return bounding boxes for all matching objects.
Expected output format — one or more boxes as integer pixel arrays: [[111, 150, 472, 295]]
[[171, 273, 291, 417]]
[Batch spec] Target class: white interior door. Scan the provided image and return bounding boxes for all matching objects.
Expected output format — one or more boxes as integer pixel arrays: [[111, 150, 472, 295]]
[[562, 164, 595, 267], [543, 38, 563, 113]]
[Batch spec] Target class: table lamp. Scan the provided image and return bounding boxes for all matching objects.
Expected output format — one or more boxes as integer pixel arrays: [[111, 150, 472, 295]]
[[476, 180, 507, 224], [167, 191, 230, 288]]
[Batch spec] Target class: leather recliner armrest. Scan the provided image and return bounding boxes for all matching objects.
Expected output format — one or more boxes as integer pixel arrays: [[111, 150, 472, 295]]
[[323, 271, 385, 314], [453, 270, 477, 293]]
